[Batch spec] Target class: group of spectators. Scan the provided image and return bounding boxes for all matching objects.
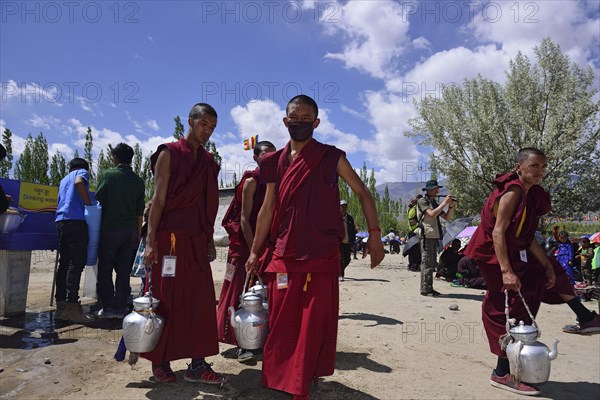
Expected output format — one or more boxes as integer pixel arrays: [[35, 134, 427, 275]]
[[548, 231, 599, 288]]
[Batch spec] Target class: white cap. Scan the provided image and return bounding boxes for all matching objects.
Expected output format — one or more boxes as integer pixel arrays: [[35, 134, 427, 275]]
[[340, 200, 348, 206]]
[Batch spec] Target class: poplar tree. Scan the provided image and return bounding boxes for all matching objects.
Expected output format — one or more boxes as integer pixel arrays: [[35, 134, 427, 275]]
[[49, 151, 68, 186], [1, 128, 13, 178]]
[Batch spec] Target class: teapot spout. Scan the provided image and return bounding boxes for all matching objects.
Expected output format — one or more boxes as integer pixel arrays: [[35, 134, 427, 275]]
[[229, 306, 236, 328], [548, 339, 559, 360]]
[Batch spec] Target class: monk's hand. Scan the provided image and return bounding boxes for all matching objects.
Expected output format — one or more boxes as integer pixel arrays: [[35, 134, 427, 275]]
[[207, 240, 216, 262], [363, 236, 385, 269], [143, 241, 158, 266], [501, 268, 521, 292], [245, 251, 259, 273], [544, 265, 556, 289]]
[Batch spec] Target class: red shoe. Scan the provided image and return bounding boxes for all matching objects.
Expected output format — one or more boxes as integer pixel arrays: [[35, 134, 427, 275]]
[[580, 311, 600, 334], [490, 371, 540, 396], [563, 311, 600, 335], [152, 363, 176, 383], [184, 362, 227, 386]]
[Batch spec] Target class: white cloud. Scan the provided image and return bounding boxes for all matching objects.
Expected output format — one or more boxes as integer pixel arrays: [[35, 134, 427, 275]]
[[26, 113, 62, 130], [230, 100, 290, 150], [67, 118, 171, 166], [49, 143, 75, 158], [322, 0, 411, 79], [1, 80, 63, 106], [468, 1, 600, 67], [146, 119, 160, 131], [412, 37, 431, 51]]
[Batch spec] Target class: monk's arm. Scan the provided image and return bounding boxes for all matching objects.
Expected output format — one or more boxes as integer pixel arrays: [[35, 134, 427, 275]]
[[240, 177, 257, 250], [246, 183, 275, 272], [492, 186, 521, 290], [144, 149, 170, 265], [337, 155, 384, 268], [528, 237, 556, 288]]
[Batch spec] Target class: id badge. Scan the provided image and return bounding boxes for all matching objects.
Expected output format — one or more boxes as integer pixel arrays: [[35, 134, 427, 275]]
[[519, 250, 528, 263], [162, 255, 177, 277], [224, 258, 236, 282], [276, 273, 288, 290]]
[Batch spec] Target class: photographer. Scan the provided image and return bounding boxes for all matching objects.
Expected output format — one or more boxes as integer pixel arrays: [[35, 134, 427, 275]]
[[417, 180, 456, 296]]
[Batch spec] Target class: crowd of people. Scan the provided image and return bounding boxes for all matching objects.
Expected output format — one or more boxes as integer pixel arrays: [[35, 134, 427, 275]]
[[3, 96, 600, 399]]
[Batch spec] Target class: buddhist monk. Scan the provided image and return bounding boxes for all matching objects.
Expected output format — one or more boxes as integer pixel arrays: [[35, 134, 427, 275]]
[[465, 147, 599, 396], [142, 103, 226, 385], [246, 95, 385, 399], [217, 140, 276, 362]]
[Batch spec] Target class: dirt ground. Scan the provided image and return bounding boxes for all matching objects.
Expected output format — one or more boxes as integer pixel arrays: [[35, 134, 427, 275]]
[[0, 249, 599, 400]]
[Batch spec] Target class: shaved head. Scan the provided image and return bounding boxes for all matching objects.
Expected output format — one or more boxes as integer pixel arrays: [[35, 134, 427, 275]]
[[516, 147, 546, 164]]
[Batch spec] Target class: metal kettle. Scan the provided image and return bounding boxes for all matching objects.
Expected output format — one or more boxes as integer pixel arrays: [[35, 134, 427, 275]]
[[502, 290, 559, 384], [123, 267, 164, 354], [229, 273, 269, 350]]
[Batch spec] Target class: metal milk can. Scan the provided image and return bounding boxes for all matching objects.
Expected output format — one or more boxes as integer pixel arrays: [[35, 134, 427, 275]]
[[229, 273, 269, 350]]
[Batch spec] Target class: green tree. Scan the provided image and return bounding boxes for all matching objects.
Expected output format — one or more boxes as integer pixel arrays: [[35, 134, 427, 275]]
[[1, 128, 14, 178], [96, 149, 114, 180], [14, 134, 34, 183], [173, 115, 185, 140], [49, 151, 67, 186], [74, 149, 80, 159], [408, 38, 600, 215], [133, 143, 143, 176], [32, 132, 50, 185], [84, 127, 94, 187], [232, 172, 238, 187], [141, 153, 154, 201], [206, 140, 222, 166]]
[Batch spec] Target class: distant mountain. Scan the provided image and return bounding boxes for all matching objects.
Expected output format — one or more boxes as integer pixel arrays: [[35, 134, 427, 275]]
[[376, 180, 448, 204], [375, 182, 425, 204]]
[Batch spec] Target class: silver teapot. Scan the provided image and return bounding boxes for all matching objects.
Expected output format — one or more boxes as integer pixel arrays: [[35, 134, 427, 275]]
[[123, 292, 165, 353], [247, 281, 268, 311], [503, 290, 559, 384], [229, 273, 269, 350]]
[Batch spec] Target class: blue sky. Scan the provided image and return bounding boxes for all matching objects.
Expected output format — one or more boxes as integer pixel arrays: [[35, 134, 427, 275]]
[[1, 0, 599, 185]]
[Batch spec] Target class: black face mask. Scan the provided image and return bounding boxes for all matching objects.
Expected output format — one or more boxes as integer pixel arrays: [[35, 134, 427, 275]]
[[287, 120, 314, 142]]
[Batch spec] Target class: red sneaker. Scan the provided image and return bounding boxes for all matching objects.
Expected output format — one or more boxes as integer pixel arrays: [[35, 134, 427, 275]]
[[490, 371, 540, 396], [580, 311, 600, 335], [152, 363, 176, 383], [184, 362, 227, 386]]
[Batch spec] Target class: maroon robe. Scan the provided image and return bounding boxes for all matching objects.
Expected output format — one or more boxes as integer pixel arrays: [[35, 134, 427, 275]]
[[465, 172, 575, 356], [141, 138, 220, 364], [260, 139, 344, 397], [216, 169, 265, 345]]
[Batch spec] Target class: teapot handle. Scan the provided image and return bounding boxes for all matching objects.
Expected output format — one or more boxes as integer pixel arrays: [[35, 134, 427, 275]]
[[240, 271, 267, 303], [504, 289, 540, 337]]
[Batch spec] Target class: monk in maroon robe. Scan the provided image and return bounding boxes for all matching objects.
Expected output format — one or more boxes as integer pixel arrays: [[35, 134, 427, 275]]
[[466, 147, 599, 396], [245, 95, 385, 400], [142, 103, 226, 385], [217, 141, 275, 361]]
